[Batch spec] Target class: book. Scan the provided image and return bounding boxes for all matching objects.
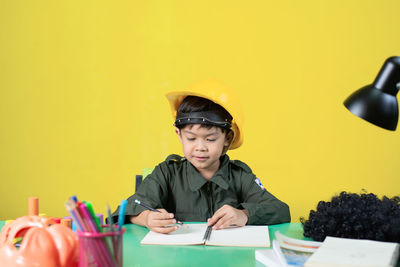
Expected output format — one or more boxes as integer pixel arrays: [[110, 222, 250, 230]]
[[256, 241, 286, 267], [140, 223, 270, 247], [304, 236, 400, 267], [256, 231, 322, 267]]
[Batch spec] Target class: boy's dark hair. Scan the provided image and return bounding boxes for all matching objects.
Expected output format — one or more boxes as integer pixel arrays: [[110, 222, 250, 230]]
[[300, 191, 400, 242], [175, 96, 233, 134]]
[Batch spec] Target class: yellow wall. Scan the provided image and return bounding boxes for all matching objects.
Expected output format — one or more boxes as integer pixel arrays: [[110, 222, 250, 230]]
[[1, 1, 399, 222]]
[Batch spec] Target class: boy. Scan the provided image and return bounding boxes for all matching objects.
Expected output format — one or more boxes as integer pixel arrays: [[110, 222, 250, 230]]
[[111, 80, 290, 233]]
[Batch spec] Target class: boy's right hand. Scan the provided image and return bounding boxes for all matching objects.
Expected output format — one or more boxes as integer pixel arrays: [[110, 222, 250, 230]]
[[142, 209, 179, 234]]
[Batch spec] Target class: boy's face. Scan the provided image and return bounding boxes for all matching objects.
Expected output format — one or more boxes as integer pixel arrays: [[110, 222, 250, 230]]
[[176, 124, 231, 176]]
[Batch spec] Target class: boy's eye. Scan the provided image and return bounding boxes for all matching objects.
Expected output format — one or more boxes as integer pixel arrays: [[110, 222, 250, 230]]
[[207, 139, 216, 142], [186, 138, 195, 141]]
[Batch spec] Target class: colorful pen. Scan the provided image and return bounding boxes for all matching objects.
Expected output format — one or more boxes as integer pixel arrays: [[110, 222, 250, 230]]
[[79, 203, 115, 267], [86, 202, 102, 232], [65, 200, 104, 266], [65, 200, 85, 232]]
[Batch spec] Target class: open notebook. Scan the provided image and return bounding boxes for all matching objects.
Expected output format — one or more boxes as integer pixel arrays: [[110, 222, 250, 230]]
[[140, 223, 270, 247]]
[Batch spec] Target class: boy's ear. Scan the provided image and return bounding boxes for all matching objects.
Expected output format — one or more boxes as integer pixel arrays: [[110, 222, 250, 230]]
[[224, 131, 234, 147], [175, 128, 183, 144], [222, 131, 234, 155]]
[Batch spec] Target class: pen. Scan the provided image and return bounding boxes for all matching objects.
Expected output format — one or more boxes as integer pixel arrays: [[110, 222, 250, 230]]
[[65, 200, 85, 232], [203, 225, 212, 242], [107, 204, 119, 265], [65, 200, 103, 267], [86, 202, 102, 232], [79, 203, 115, 267], [134, 199, 184, 226], [118, 199, 128, 231], [106, 204, 114, 231], [71, 195, 78, 203]]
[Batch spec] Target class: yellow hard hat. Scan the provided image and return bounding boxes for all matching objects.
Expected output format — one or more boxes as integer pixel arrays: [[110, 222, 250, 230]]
[[166, 79, 244, 149]]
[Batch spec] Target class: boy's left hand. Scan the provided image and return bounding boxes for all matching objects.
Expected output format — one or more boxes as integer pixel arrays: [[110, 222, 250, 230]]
[[207, 204, 249, 230]]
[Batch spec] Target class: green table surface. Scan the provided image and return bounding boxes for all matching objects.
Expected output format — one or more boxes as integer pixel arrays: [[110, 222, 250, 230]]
[[0, 221, 304, 267], [122, 222, 304, 267]]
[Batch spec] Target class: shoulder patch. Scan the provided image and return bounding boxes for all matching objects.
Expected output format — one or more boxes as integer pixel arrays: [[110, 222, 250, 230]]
[[166, 154, 186, 164], [231, 160, 252, 173], [254, 177, 265, 190]]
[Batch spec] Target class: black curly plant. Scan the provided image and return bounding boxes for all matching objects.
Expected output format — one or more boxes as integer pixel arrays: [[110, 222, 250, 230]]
[[301, 191, 400, 242]]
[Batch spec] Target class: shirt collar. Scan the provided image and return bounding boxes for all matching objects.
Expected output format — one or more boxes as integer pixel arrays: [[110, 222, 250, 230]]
[[187, 154, 230, 191]]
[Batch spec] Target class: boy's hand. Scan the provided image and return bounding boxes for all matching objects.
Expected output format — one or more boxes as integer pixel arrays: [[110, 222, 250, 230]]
[[207, 205, 249, 230], [131, 209, 179, 234]]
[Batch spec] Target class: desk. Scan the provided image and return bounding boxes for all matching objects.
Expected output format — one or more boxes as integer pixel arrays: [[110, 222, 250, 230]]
[[0, 221, 305, 266], [123, 223, 305, 267]]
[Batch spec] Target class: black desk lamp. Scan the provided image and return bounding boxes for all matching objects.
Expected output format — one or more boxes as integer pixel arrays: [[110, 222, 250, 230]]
[[344, 56, 400, 131]]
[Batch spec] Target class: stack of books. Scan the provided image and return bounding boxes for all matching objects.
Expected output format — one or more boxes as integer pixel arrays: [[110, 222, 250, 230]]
[[256, 232, 399, 267]]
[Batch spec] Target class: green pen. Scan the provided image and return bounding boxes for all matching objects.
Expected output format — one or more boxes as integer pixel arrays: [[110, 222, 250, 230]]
[[86, 202, 102, 232]]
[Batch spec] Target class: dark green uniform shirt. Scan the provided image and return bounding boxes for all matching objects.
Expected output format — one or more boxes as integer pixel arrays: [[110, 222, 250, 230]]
[[111, 154, 290, 225]]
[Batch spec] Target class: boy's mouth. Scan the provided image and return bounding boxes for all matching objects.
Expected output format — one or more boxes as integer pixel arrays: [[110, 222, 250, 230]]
[[194, 156, 208, 161]]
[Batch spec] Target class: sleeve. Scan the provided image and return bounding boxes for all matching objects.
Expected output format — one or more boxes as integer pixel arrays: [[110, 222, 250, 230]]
[[108, 162, 171, 224], [239, 171, 291, 225]]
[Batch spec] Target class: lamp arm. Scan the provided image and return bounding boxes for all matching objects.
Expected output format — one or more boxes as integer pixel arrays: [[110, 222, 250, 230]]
[[373, 56, 400, 96]]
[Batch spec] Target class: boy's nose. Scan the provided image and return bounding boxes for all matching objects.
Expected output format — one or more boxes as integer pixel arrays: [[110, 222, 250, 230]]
[[195, 140, 207, 151]]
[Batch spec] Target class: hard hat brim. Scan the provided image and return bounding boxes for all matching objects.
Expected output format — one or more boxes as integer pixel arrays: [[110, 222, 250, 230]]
[[166, 90, 243, 150]]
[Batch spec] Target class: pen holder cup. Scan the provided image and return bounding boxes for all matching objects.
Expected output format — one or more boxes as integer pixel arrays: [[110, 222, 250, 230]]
[[77, 226, 126, 267]]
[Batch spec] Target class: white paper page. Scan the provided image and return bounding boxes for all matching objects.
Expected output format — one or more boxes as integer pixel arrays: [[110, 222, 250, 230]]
[[206, 225, 270, 247], [255, 248, 285, 267], [272, 240, 289, 267], [140, 224, 208, 245], [305, 236, 399, 267]]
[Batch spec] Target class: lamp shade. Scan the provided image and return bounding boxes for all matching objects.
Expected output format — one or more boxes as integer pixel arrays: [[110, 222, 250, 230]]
[[344, 56, 400, 131]]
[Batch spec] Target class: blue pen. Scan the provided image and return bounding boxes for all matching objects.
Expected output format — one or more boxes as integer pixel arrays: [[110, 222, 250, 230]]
[[71, 195, 78, 203], [118, 199, 128, 231]]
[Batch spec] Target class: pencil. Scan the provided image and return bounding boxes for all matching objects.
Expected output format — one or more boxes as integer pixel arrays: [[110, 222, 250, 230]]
[[134, 199, 184, 226]]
